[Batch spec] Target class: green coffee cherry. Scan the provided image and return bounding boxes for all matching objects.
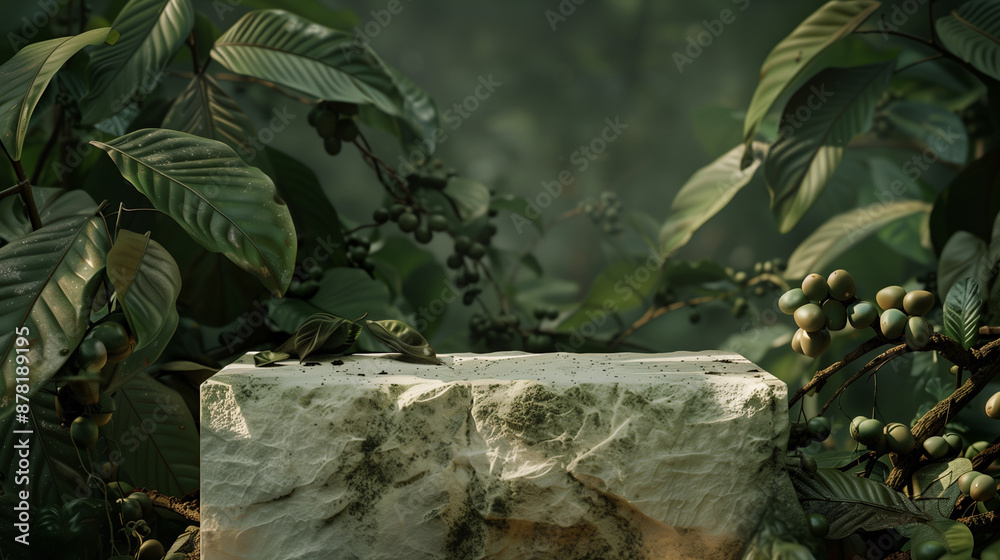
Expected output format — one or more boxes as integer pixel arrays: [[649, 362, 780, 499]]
[[88, 321, 132, 363], [373, 208, 389, 224], [966, 441, 989, 459], [307, 104, 323, 126], [324, 137, 342, 155], [462, 290, 478, 306], [822, 299, 847, 331], [943, 433, 963, 454], [467, 242, 486, 260], [106, 481, 134, 501], [959, 471, 982, 495], [801, 273, 829, 301], [70, 416, 99, 449], [923, 436, 949, 459], [847, 301, 877, 329], [986, 391, 1000, 419], [880, 308, 907, 339], [388, 204, 407, 220], [315, 111, 338, 138], [129, 492, 153, 516], [885, 422, 914, 454], [849, 416, 867, 440], [75, 338, 107, 371], [826, 269, 856, 301], [807, 417, 831, 441], [429, 214, 449, 232], [136, 539, 165, 560], [117, 497, 143, 522], [794, 303, 826, 332], [970, 474, 997, 502], [779, 289, 808, 315], [791, 329, 805, 354], [398, 212, 419, 232], [856, 419, 885, 447], [454, 236, 472, 255], [446, 254, 463, 269], [800, 329, 831, 358], [950, 365, 961, 376], [806, 513, 829, 538], [876, 286, 906, 311], [911, 541, 947, 560], [905, 316, 931, 349], [903, 290, 934, 316], [801, 455, 817, 474], [414, 225, 433, 244]]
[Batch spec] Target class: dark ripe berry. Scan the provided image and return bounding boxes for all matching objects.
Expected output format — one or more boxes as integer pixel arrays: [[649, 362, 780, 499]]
[[117, 498, 142, 522], [466, 270, 480, 284], [807, 417, 831, 441], [373, 208, 389, 224], [398, 212, 419, 232], [335, 119, 359, 142], [446, 254, 463, 269], [880, 308, 907, 339], [801, 273, 829, 301], [414, 225, 433, 244], [903, 290, 935, 316], [822, 299, 847, 331], [467, 242, 486, 260], [779, 289, 808, 315], [876, 286, 906, 311], [429, 214, 449, 232], [315, 111, 338, 138], [463, 291, 478, 306], [70, 416, 99, 449], [332, 101, 359, 116], [307, 104, 323, 126], [806, 513, 829, 538], [800, 455, 817, 474], [688, 311, 700, 324], [89, 321, 132, 362], [454, 236, 472, 255], [826, 269, 856, 301], [389, 204, 407, 220], [324, 137, 343, 155], [349, 246, 368, 263]]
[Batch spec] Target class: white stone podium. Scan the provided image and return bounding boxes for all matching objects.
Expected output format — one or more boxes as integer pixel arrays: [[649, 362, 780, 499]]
[[200, 351, 809, 559]]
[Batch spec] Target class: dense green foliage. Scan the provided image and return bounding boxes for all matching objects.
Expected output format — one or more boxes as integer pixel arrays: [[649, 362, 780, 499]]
[[0, 0, 999, 558]]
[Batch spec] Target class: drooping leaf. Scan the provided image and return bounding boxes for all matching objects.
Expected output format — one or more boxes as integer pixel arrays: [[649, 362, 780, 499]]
[[359, 64, 440, 153], [658, 143, 763, 255], [765, 62, 894, 233], [308, 267, 397, 321], [911, 458, 973, 519], [883, 101, 968, 166], [162, 73, 264, 163], [0, 215, 111, 414], [943, 277, 981, 350], [936, 0, 1000, 82], [109, 372, 199, 497], [236, 0, 358, 31], [742, 0, 881, 156], [211, 10, 402, 116], [266, 147, 347, 252], [792, 468, 931, 539], [81, 0, 194, 124], [0, 187, 98, 242], [278, 313, 361, 361], [0, 28, 113, 160], [492, 194, 544, 234], [105, 229, 181, 348], [365, 319, 441, 365], [937, 231, 987, 302], [557, 259, 659, 333], [443, 176, 491, 224], [928, 147, 1000, 255], [898, 519, 975, 560], [784, 200, 931, 279], [90, 128, 297, 295], [254, 350, 290, 367]]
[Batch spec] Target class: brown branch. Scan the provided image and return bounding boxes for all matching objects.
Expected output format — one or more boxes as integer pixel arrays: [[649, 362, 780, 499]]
[[819, 344, 909, 415], [609, 296, 717, 349], [12, 160, 41, 230], [789, 337, 887, 406], [139, 487, 200, 523], [957, 510, 1000, 533], [970, 435, 1000, 472], [979, 326, 1000, 337]]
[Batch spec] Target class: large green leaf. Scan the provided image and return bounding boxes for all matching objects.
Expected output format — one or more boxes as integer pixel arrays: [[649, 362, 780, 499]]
[[742, 0, 880, 155], [936, 0, 1000, 82], [0, 187, 98, 242], [106, 229, 181, 348], [308, 267, 397, 321], [0, 28, 113, 160], [928, 148, 1000, 255], [105, 307, 178, 392], [266, 147, 347, 250], [365, 319, 441, 365], [898, 520, 975, 560], [211, 10, 402, 116], [359, 64, 440, 153], [943, 277, 981, 350], [911, 458, 973, 519], [237, 0, 358, 31], [0, 215, 111, 413], [109, 372, 199, 497], [883, 101, 968, 166], [765, 62, 894, 233], [81, 0, 194, 124], [162, 73, 263, 161], [937, 231, 987, 302], [658, 143, 763, 254], [557, 259, 659, 333], [784, 200, 931, 279], [90, 128, 297, 295], [792, 469, 931, 539], [277, 313, 361, 361], [443, 176, 491, 224]]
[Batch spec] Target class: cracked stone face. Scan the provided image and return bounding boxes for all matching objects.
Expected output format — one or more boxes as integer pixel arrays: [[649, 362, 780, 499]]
[[200, 351, 804, 560]]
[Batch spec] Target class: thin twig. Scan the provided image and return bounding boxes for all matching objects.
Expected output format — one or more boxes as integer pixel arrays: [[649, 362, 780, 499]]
[[610, 296, 717, 349], [894, 54, 944, 74], [789, 337, 887, 406], [212, 72, 315, 104]]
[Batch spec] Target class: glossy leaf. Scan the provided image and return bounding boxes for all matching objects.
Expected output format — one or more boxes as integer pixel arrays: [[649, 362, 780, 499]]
[[443, 176, 491, 224], [792, 468, 931, 539], [659, 143, 763, 255], [884, 101, 968, 166], [898, 520, 975, 560], [936, 0, 1000, 82], [105, 308, 178, 392], [365, 319, 441, 365], [0, 215, 111, 413], [742, 0, 880, 155], [81, 0, 194, 124], [237, 0, 358, 31], [937, 231, 986, 302], [784, 200, 931, 279], [162, 73, 263, 162], [558, 259, 659, 332], [266, 147, 347, 251], [360, 64, 440, 153], [254, 350, 290, 367], [0, 28, 113, 160], [928, 147, 1000, 255], [308, 267, 397, 321], [106, 229, 181, 348], [91, 128, 297, 295], [110, 372, 199, 497], [911, 458, 973, 519], [0, 187, 98, 242], [943, 277, 981, 350], [278, 313, 361, 361], [765, 62, 894, 233], [211, 10, 402, 116]]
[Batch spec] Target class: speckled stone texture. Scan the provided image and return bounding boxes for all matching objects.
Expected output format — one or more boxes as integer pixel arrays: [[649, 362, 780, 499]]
[[201, 351, 801, 560]]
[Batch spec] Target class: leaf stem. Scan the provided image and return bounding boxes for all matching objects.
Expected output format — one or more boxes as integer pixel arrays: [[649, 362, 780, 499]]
[[9, 157, 42, 231]]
